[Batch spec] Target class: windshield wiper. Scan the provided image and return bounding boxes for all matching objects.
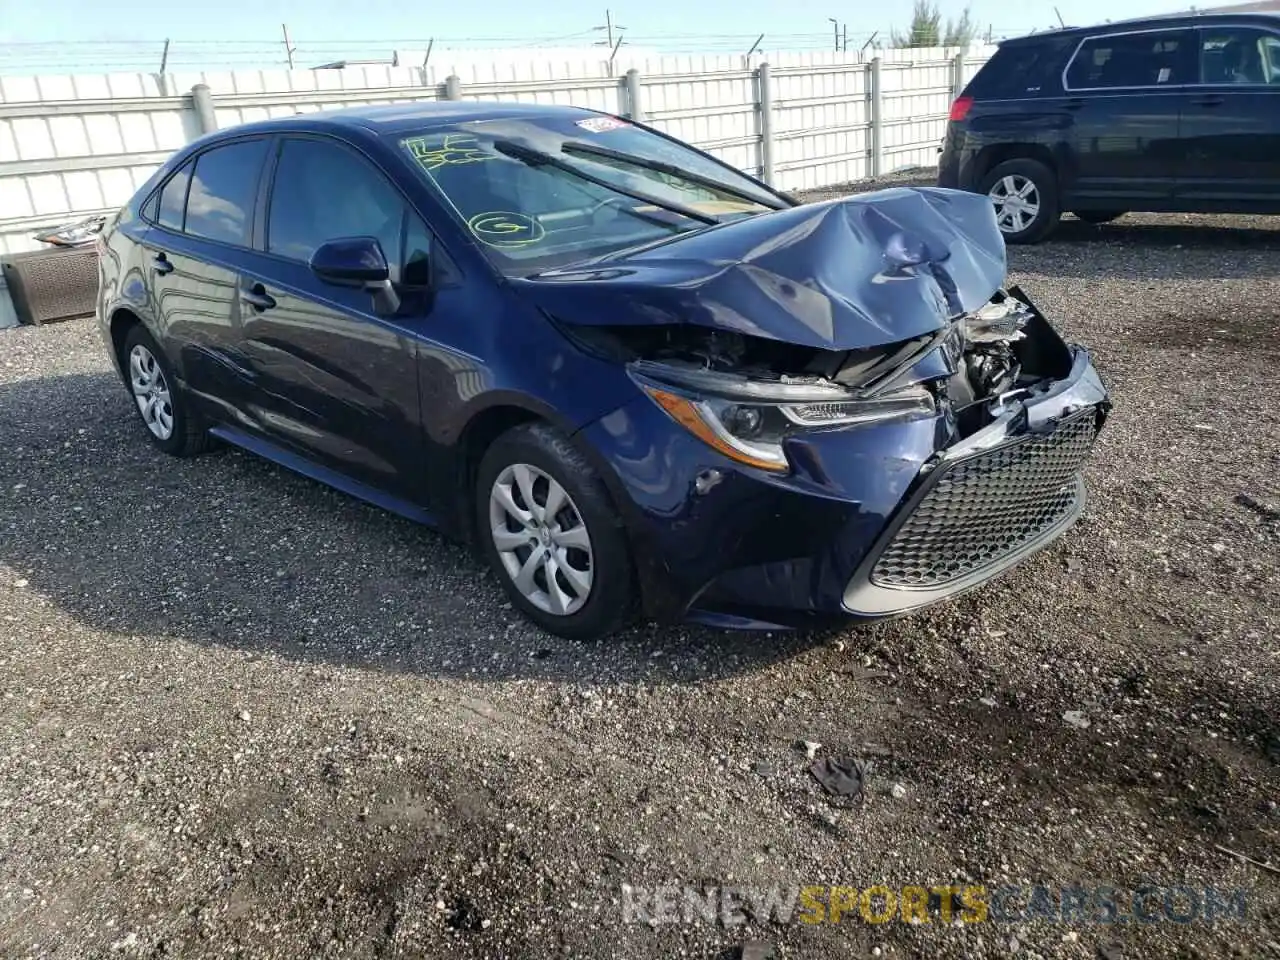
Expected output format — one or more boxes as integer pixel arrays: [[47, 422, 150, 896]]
[[493, 141, 719, 226], [561, 141, 789, 212]]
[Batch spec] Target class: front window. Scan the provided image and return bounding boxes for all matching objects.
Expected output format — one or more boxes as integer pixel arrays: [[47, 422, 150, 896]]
[[393, 115, 780, 275], [1199, 28, 1280, 84]]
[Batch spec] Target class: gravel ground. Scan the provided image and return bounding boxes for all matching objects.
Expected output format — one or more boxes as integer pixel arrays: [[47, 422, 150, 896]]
[[1, 185, 1278, 960]]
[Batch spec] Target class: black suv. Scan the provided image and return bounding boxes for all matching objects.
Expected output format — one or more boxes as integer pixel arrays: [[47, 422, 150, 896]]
[[939, 12, 1280, 242]]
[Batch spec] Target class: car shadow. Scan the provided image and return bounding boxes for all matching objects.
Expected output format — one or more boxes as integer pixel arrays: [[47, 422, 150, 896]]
[[0, 371, 826, 686], [1011, 214, 1280, 280]]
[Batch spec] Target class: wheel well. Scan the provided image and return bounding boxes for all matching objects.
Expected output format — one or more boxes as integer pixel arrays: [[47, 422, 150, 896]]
[[108, 308, 142, 373], [974, 144, 1058, 186], [455, 405, 542, 543]]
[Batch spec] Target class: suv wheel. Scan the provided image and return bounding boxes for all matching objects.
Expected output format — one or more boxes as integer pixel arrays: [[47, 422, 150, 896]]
[[980, 158, 1060, 244], [476, 423, 636, 641], [121, 324, 210, 457]]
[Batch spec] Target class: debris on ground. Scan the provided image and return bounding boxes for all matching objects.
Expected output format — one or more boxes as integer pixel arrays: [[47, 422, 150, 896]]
[[1062, 710, 1091, 730], [808, 756, 869, 800]]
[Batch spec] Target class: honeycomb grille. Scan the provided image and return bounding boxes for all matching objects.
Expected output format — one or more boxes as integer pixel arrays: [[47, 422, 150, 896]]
[[871, 410, 1099, 588]]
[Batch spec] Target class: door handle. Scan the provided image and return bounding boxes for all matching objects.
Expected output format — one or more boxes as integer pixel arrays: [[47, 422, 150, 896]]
[[239, 283, 276, 312], [152, 253, 174, 276], [1191, 94, 1224, 106]]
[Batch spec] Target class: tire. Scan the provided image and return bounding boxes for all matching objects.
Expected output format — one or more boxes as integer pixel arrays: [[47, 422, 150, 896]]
[[979, 158, 1061, 244], [476, 422, 636, 641], [1072, 210, 1125, 225], [120, 324, 210, 457]]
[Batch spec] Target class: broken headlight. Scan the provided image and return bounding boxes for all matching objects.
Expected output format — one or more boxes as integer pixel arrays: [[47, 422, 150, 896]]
[[629, 360, 935, 473]]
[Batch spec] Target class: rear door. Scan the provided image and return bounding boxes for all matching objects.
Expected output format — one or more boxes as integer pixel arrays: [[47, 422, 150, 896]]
[[140, 137, 271, 420], [1176, 24, 1280, 205], [1058, 28, 1196, 207], [232, 134, 432, 500]]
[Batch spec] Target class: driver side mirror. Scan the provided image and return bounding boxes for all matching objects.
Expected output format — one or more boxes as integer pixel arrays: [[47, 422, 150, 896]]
[[309, 237, 401, 315]]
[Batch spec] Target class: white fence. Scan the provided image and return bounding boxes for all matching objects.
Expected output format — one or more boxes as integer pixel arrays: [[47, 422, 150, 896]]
[[0, 46, 993, 327]]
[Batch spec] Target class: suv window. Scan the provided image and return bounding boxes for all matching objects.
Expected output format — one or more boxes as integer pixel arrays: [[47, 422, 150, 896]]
[[267, 138, 408, 269], [1065, 30, 1193, 89], [966, 38, 1075, 97], [1200, 27, 1280, 84], [182, 139, 268, 246], [155, 160, 192, 231]]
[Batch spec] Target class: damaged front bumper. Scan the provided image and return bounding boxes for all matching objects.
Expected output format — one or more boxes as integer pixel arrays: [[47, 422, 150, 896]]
[[576, 294, 1111, 631]]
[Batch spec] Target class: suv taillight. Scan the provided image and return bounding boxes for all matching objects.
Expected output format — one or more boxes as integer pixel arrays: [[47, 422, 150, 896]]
[[949, 96, 973, 121]]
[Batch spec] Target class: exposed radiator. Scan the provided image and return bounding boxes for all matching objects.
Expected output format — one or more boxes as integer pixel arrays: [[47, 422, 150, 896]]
[[0, 247, 99, 326]]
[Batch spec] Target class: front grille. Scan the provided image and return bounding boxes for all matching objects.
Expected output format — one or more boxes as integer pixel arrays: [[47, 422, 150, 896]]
[[870, 409, 1099, 588]]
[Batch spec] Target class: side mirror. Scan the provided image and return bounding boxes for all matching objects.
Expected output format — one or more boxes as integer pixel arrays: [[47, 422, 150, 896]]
[[309, 237, 400, 315]]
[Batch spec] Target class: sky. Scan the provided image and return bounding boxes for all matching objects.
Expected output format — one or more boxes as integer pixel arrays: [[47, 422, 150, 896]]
[[0, 0, 1193, 73]]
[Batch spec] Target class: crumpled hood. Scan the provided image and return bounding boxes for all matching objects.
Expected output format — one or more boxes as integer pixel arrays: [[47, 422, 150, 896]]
[[514, 186, 1007, 352]]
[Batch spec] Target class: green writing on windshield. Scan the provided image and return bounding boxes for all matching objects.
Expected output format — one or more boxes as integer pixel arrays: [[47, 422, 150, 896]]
[[403, 134, 498, 171]]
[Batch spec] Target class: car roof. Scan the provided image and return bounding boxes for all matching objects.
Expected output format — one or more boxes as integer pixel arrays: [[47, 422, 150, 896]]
[[204, 100, 607, 142], [999, 9, 1280, 44]]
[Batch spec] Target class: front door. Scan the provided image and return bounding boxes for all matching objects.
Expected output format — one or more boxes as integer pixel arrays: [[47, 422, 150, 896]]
[[1176, 25, 1280, 206], [1057, 27, 1196, 208], [234, 135, 434, 500]]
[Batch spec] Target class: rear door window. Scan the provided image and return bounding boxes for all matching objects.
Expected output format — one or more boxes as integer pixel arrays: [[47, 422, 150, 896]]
[[183, 138, 269, 247], [1065, 30, 1195, 89]]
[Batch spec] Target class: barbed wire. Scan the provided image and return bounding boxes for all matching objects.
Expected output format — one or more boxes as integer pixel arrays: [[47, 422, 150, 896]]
[[0, 27, 1038, 74]]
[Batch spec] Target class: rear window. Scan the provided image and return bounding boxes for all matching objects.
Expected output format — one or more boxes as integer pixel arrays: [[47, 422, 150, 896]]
[[966, 39, 1074, 98]]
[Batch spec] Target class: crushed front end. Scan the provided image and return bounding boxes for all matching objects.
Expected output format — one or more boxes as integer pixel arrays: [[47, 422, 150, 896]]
[[571, 284, 1110, 630]]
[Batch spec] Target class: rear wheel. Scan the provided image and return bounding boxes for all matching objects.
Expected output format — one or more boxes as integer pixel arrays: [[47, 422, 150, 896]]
[[121, 324, 210, 457], [1072, 210, 1125, 224], [476, 423, 636, 640], [980, 158, 1060, 244]]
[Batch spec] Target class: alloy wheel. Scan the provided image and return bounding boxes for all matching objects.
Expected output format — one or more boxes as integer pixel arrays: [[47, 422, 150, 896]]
[[988, 174, 1041, 235], [128, 344, 174, 440], [489, 463, 594, 616]]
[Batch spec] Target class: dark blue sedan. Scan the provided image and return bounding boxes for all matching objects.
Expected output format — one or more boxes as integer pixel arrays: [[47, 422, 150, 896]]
[[95, 101, 1110, 640]]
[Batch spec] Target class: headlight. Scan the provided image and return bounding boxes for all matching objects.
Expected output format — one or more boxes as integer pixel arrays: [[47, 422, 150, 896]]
[[630, 360, 936, 474]]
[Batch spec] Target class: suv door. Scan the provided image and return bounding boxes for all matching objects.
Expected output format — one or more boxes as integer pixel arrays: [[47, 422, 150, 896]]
[[233, 135, 436, 500], [1177, 25, 1280, 206], [140, 137, 271, 420], [1058, 28, 1196, 208]]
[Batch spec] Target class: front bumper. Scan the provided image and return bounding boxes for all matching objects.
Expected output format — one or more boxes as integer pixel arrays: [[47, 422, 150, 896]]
[[579, 314, 1110, 630]]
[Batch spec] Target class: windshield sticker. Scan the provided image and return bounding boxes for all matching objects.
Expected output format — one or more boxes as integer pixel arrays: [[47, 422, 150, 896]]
[[468, 211, 546, 248], [404, 134, 497, 171], [575, 116, 629, 133]]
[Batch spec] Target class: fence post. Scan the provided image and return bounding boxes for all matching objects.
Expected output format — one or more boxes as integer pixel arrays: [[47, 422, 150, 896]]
[[756, 62, 775, 186], [445, 75, 462, 101], [951, 51, 966, 102], [624, 68, 643, 121], [191, 83, 218, 135], [869, 58, 882, 178]]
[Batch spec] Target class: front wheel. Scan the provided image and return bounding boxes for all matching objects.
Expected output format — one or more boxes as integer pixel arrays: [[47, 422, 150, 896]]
[[980, 158, 1060, 244], [476, 423, 636, 640]]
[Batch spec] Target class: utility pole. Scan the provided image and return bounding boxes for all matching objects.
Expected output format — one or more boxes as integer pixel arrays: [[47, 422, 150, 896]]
[[593, 10, 627, 51], [828, 17, 839, 51], [842, 23, 848, 52], [282, 23, 296, 69], [159, 38, 170, 74]]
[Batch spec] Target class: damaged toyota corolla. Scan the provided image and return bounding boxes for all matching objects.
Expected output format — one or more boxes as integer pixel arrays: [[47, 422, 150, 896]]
[[97, 102, 1110, 640]]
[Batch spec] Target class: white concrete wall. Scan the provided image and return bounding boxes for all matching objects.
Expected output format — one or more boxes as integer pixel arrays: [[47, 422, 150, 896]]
[[0, 46, 993, 327]]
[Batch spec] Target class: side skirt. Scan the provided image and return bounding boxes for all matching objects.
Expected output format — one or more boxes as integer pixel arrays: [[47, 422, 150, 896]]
[[208, 425, 438, 529]]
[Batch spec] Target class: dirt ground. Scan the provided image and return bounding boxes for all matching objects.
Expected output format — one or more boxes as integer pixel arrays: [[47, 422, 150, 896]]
[[0, 186, 1277, 959]]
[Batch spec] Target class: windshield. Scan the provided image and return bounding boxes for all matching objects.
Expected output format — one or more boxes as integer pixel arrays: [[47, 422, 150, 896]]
[[394, 114, 780, 275]]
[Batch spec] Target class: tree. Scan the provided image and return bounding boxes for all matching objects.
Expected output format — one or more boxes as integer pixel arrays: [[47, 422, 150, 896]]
[[891, 0, 978, 48]]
